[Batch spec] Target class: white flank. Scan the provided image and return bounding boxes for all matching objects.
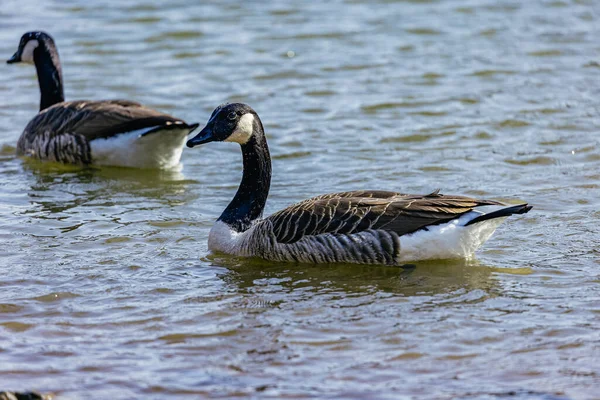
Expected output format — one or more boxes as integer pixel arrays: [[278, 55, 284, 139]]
[[398, 207, 508, 262], [90, 127, 189, 169], [21, 39, 40, 63], [225, 113, 254, 144]]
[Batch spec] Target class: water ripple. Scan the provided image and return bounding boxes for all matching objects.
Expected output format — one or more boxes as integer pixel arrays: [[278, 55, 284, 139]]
[[0, 0, 599, 399]]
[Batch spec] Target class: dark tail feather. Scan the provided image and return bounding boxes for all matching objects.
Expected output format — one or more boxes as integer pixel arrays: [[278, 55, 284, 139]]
[[141, 122, 200, 137], [465, 203, 532, 226], [187, 123, 200, 133]]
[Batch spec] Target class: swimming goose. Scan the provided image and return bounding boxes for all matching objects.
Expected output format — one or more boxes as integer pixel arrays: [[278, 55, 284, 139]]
[[7, 31, 198, 168], [187, 103, 532, 264]]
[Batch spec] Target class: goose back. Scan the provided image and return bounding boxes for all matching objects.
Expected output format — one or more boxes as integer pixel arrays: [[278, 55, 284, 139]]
[[265, 190, 503, 244]]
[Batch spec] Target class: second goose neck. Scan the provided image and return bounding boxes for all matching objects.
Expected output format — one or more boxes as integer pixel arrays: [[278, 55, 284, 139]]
[[34, 45, 64, 111], [219, 119, 272, 233]]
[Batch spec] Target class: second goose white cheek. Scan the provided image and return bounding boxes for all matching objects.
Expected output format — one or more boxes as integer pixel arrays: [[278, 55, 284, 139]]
[[225, 113, 255, 144], [21, 40, 39, 63]]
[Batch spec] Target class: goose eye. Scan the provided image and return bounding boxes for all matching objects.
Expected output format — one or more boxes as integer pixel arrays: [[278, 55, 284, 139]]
[[227, 112, 237, 121]]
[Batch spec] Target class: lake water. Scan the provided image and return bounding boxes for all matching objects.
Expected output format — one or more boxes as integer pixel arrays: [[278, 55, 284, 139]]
[[0, 0, 599, 398]]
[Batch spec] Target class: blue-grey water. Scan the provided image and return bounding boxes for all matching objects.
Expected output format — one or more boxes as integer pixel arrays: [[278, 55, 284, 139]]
[[1, 0, 599, 399]]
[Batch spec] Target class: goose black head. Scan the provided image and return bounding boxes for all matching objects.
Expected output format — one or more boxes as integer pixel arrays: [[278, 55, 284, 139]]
[[7, 31, 56, 64], [187, 103, 258, 148]]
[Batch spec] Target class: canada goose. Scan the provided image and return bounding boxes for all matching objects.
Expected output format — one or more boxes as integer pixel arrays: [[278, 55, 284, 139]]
[[187, 103, 532, 264], [7, 31, 198, 168]]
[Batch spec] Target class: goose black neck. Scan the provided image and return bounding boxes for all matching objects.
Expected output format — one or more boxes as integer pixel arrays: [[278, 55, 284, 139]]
[[218, 118, 272, 233], [34, 44, 64, 111]]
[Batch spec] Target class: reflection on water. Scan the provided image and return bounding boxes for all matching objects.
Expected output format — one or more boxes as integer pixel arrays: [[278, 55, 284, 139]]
[[0, 0, 599, 398], [213, 255, 506, 298], [23, 161, 192, 214]]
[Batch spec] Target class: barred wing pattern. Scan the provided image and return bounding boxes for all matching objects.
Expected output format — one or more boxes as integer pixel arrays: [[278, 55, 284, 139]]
[[267, 190, 503, 243], [243, 190, 504, 264], [17, 100, 190, 164]]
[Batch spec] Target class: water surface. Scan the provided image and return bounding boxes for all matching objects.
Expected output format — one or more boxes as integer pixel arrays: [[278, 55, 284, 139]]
[[1, 0, 599, 398]]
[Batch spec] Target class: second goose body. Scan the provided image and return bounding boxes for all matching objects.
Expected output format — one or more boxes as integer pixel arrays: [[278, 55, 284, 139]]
[[187, 103, 532, 264], [7, 31, 198, 168]]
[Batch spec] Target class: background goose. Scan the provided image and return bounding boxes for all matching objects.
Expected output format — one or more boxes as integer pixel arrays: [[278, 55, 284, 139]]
[[187, 103, 532, 265], [7, 31, 198, 168]]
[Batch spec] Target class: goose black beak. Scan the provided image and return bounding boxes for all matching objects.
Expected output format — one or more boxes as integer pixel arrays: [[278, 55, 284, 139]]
[[6, 51, 21, 64], [186, 126, 214, 148]]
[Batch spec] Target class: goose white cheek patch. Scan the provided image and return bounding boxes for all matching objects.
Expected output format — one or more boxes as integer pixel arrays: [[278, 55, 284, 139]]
[[21, 39, 39, 63], [225, 113, 254, 144]]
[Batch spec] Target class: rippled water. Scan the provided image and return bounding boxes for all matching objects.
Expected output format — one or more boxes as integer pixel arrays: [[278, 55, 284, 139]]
[[1, 0, 599, 398]]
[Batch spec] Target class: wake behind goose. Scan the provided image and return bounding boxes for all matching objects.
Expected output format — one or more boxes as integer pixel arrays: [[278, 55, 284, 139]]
[[7, 31, 198, 169], [187, 103, 532, 264]]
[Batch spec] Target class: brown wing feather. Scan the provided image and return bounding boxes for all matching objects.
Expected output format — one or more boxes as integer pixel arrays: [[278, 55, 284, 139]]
[[266, 190, 503, 244], [23, 100, 193, 142]]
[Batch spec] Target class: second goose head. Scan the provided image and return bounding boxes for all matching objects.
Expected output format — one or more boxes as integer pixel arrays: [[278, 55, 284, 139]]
[[186, 103, 261, 147], [7, 31, 58, 65], [7, 31, 64, 111]]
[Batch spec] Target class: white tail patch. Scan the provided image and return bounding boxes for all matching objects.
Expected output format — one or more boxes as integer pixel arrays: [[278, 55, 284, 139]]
[[398, 209, 508, 262], [90, 127, 189, 169], [21, 39, 39, 63]]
